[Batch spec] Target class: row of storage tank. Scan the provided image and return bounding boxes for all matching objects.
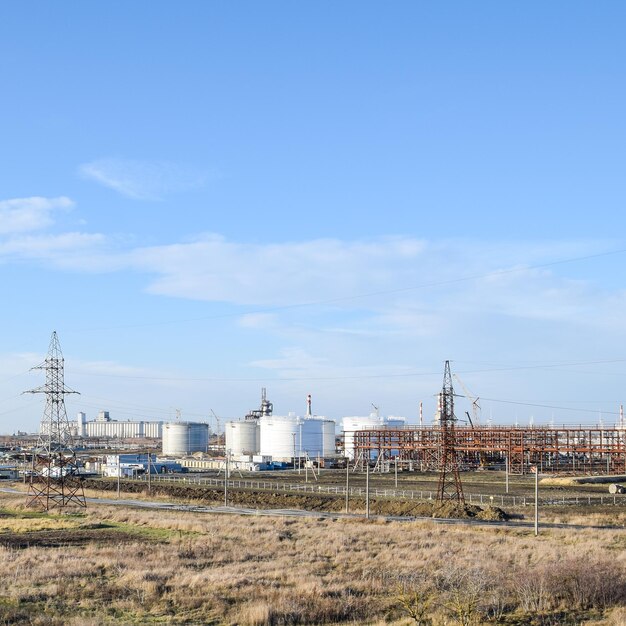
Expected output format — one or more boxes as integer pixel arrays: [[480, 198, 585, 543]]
[[226, 415, 336, 460], [226, 413, 406, 461], [162, 413, 406, 459]]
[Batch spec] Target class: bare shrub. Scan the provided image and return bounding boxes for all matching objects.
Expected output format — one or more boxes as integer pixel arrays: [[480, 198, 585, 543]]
[[516, 565, 551, 613], [394, 582, 434, 625], [545, 557, 626, 611], [437, 563, 493, 626]]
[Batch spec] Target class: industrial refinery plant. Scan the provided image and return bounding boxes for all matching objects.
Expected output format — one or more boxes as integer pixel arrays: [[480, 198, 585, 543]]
[[1, 333, 625, 513]]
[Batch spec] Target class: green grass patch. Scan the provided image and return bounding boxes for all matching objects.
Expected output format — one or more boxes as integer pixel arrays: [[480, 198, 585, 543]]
[[97, 520, 198, 541]]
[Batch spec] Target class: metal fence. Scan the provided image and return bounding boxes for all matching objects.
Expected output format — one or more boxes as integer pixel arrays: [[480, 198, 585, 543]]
[[136, 474, 626, 508]]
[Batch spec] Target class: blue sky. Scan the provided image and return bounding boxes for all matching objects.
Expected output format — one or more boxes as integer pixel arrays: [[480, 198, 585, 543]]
[[1, 2, 625, 433]]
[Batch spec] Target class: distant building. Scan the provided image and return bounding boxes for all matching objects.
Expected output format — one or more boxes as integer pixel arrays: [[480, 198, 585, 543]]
[[70, 411, 163, 439], [103, 454, 185, 477]]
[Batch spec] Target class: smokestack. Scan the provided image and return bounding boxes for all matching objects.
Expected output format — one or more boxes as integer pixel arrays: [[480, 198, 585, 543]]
[[306, 394, 312, 417], [419, 401, 423, 427]]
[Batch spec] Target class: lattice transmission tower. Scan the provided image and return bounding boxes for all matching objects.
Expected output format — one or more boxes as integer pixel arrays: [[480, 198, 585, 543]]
[[435, 360, 465, 502], [25, 331, 86, 510]]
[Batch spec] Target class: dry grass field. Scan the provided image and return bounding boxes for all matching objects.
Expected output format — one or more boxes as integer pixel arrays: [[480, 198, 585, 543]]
[[0, 490, 625, 626]]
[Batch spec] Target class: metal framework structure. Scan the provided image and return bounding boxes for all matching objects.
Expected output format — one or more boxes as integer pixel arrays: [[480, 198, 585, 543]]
[[347, 424, 626, 475], [25, 332, 86, 510], [435, 361, 464, 502]]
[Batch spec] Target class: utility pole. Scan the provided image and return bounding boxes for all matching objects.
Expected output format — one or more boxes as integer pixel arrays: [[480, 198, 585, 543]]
[[532, 465, 539, 536], [365, 460, 370, 519], [394, 456, 398, 488], [117, 457, 121, 499], [345, 460, 349, 513], [224, 450, 229, 506], [147, 451, 151, 493], [505, 455, 509, 494]]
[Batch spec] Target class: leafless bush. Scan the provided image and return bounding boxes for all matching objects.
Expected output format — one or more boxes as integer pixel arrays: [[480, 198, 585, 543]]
[[516, 566, 551, 613], [394, 584, 434, 625], [513, 555, 626, 618], [545, 557, 626, 610], [436, 563, 493, 626]]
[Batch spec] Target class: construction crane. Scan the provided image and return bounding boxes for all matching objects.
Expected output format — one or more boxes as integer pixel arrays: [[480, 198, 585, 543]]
[[210, 409, 221, 445], [453, 374, 488, 467], [453, 374, 481, 427]]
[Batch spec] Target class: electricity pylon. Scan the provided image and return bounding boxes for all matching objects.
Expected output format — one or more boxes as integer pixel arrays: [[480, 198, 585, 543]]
[[436, 361, 465, 503], [25, 331, 86, 510]]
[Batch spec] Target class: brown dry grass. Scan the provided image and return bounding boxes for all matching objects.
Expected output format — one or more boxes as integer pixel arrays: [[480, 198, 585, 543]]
[[0, 492, 624, 625]]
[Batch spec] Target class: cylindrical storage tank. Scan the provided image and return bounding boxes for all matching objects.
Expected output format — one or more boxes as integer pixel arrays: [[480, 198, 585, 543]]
[[384, 416, 406, 429], [322, 419, 336, 456], [260, 415, 300, 460], [300, 418, 324, 458], [225, 420, 260, 456], [162, 422, 209, 456], [383, 416, 406, 458], [342, 414, 383, 460]]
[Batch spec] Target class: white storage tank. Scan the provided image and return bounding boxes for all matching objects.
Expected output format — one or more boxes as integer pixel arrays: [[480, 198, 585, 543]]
[[322, 419, 336, 456], [162, 422, 209, 456], [300, 418, 324, 458], [225, 420, 260, 456], [342, 414, 382, 460], [260, 414, 300, 460]]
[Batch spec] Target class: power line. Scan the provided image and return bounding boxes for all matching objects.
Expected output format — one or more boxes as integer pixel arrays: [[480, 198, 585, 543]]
[[478, 396, 621, 416], [62, 246, 626, 333], [66, 358, 626, 383]]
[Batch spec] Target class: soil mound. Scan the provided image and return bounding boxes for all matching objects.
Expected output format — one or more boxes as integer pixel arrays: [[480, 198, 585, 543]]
[[431, 502, 481, 519], [476, 505, 509, 521]]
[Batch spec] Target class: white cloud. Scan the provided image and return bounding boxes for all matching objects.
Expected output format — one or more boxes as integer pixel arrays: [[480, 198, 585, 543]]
[[238, 313, 278, 329], [0, 232, 105, 263], [79, 158, 209, 200], [250, 347, 330, 372], [130, 234, 429, 305], [0, 196, 74, 234], [0, 193, 620, 343]]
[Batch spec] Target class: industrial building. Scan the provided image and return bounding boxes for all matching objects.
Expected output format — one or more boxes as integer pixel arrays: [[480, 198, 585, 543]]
[[71, 411, 163, 439], [103, 454, 186, 477]]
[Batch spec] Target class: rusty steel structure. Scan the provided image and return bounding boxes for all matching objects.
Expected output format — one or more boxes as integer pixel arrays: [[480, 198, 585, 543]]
[[25, 332, 86, 510], [348, 424, 626, 475]]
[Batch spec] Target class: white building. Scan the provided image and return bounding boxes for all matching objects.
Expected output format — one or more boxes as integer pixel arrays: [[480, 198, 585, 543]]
[[71, 411, 163, 439]]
